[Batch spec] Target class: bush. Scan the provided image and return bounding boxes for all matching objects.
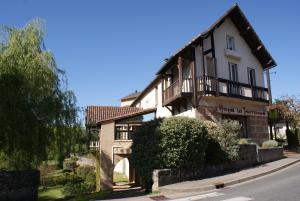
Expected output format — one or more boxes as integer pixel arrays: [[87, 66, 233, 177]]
[[262, 140, 278, 149], [159, 117, 208, 169], [131, 119, 162, 190], [40, 171, 80, 187], [238, 138, 250, 145], [63, 181, 94, 196], [76, 165, 96, 191], [286, 129, 299, 148], [63, 159, 78, 171], [204, 120, 240, 164]]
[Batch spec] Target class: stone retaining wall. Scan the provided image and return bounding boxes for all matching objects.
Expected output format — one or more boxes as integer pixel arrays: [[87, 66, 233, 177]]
[[152, 144, 258, 191], [0, 170, 40, 201], [258, 147, 284, 163]]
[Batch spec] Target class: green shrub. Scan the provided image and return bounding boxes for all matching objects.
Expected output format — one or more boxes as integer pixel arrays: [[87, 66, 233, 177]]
[[131, 119, 162, 191], [62, 166, 96, 196], [76, 165, 95, 180], [286, 129, 298, 148], [63, 181, 94, 196], [40, 171, 80, 187], [159, 117, 208, 169], [63, 159, 77, 171], [238, 138, 250, 145], [76, 165, 96, 191], [262, 140, 278, 149], [204, 120, 240, 164]]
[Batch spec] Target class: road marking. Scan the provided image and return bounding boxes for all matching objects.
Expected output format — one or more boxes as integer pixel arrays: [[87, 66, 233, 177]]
[[170, 192, 225, 201], [220, 197, 253, 201]]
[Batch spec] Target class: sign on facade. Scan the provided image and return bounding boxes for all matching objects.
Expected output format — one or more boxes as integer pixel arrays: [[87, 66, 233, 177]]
[[217, 105, 267, 117]]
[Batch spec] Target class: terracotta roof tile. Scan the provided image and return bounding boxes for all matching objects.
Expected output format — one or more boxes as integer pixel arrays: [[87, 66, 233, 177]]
[[85, 106, 144, 126]]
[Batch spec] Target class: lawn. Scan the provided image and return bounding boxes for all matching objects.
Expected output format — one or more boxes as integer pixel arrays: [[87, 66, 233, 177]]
[[113, 172, 129, 183], [38, 186, 109, 201]]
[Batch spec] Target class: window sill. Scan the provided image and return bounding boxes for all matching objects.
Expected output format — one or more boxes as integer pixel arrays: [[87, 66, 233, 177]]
[[224, 49, 241, 60]]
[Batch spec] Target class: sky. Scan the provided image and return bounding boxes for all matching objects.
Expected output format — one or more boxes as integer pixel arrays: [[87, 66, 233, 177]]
[[1, 0, 300, 112]]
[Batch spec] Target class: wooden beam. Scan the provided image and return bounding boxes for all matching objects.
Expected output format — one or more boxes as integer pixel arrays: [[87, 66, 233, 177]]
[[257, 45, 263, 51], [177, 56, 183, 94], [192, 47, 197, 108], [203, 48, 212, 55]]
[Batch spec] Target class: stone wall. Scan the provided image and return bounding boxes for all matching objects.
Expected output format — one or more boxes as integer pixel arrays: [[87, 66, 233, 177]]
[[247, 116, 269, 142], [258, 147, 284, 164], [0, 170, 40, 201], [152, 144, 258, 191]]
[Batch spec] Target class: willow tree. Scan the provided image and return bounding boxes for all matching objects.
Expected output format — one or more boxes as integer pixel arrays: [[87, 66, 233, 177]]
[[0, 19, 83, 170]]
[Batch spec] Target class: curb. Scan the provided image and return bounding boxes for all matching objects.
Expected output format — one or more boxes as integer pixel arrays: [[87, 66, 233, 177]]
[[160, 158, 300, 194]]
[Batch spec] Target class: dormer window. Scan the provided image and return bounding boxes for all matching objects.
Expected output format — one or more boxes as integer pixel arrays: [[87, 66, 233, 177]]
[[226, 35, 235, 50]]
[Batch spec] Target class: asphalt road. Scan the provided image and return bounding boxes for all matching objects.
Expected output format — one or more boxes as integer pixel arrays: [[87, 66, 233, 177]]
[[171, 163, 300, 201]]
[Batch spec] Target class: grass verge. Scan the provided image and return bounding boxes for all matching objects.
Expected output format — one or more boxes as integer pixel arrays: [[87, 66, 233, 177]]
[[38, 186, 110, 201]]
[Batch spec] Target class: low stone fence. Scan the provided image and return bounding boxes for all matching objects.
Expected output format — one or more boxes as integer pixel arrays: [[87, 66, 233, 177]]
[[0, 170, 40, 201], [77, 156, 96, 167], [152, 144, 257, 191], [258, 147, 284, 163], [152, 144, 283, 191]]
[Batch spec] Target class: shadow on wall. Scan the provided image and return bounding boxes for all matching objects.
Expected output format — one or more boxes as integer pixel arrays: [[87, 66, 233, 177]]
[[100, 150, 114, 190]]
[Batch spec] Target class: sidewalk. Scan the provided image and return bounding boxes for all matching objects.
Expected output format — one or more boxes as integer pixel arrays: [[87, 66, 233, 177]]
[[160, 153, 300, 197]]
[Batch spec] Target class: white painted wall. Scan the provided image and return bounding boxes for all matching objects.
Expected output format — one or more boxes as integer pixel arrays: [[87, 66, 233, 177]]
[[132, 80, 172, 118], [121, 99, 134, 106], [114, 158, 129, 178], [213, 18, 265, 87]]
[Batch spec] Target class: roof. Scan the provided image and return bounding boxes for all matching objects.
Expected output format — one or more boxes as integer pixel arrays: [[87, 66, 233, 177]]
[[156, 3, 276, 75], [85, 106, 144, 126], [121, 91, 141, 101], [98, 108, 157, 124]]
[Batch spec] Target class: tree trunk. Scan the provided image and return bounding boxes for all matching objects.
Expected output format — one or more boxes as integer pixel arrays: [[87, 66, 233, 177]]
[[269, 123, 273, 140], [274, 125, 277, 140]]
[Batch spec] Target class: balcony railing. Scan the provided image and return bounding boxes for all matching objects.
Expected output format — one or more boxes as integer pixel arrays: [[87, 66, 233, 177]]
[[89, 141, 100, 150], [196, 76, 269, 102], [163, 78, 193, 105]]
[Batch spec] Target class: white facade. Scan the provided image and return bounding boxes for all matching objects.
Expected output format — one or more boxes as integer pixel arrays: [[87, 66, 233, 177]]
[[213, 18, 264, 87], [132, 15, 269, 120]]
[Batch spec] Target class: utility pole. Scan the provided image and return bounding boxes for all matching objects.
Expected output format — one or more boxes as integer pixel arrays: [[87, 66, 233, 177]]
[[266, 69, 272, 105]]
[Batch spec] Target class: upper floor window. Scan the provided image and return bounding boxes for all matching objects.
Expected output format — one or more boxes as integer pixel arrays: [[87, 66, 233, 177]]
[[226, 35, 235, 51], [229, 62, 238, 82], [248, 68, 256, 86]]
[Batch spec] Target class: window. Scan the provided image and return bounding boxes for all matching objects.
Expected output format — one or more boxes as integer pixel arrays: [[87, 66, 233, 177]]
[[228, 62, 240, 95], [115, 124, 141, 140], [229, 62, 238, 82], [226, 35, 235, 50], [248, 68, 256, 86]]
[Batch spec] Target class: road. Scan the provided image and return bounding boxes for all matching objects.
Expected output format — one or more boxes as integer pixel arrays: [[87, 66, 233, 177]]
[[171, 162, 300, 201]]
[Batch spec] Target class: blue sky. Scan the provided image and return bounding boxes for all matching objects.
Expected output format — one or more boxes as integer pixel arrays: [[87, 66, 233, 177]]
[[1, 0, 300, 111]]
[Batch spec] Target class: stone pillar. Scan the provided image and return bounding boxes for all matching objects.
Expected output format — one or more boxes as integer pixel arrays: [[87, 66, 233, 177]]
[[99, 122, 115, 190], [128, 161, 134, 183]]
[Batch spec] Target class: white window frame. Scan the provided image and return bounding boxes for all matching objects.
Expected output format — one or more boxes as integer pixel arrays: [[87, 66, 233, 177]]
[[226, 35, 235, 51], [229, 62, 238, 82]]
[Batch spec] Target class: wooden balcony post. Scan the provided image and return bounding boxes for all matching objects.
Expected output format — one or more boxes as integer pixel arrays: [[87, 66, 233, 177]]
[[192, 46, 197, 107], [177, 56, 183, 93]]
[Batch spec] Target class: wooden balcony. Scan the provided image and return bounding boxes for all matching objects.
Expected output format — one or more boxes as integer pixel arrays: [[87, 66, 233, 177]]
[[196, 76, 269, 102], [163, 78, 193, 106]]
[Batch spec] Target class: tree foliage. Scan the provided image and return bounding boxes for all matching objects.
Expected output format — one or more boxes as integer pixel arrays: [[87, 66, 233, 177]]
[[204, 120, 240, 164], [131, 119, 162, 189], [159, 117, 208, 169], [0, 19, 83, 170], [131, 117, 209, 190]]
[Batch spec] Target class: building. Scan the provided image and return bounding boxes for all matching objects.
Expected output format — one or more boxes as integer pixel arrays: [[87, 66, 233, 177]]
[[131, 4, 276, 142], [87, 3, 277, 190]]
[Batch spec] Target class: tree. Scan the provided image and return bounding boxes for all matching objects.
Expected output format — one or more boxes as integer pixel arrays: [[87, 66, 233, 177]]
[[131, 119, 162, 190], [0, 19, 82, 170]]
